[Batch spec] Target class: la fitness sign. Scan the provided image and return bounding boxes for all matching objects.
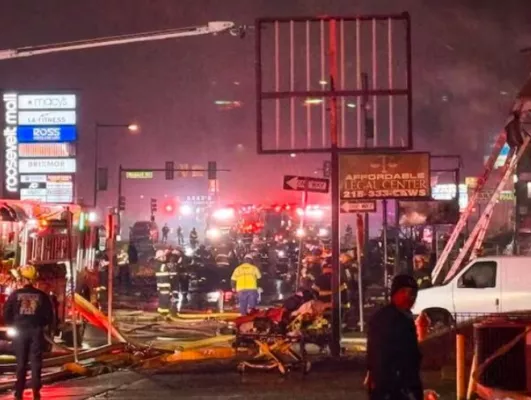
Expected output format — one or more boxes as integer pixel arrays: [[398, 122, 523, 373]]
[[3, 93, 18, 194]]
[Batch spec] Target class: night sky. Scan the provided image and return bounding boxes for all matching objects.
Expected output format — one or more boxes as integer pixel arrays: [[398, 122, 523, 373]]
[[0, 0, 529, 219]]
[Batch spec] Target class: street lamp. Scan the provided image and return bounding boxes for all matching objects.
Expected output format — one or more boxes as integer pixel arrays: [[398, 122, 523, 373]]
[[94, 123, 139, 207]]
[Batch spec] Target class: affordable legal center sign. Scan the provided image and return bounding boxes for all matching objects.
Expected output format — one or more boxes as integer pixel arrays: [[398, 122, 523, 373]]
[[2, 93, 77, 201], [339, 152, 431, 200]]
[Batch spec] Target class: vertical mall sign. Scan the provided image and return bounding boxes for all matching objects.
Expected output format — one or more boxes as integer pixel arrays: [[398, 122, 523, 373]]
[[3, 93, 18, 196], [2, 92, 77, 201]]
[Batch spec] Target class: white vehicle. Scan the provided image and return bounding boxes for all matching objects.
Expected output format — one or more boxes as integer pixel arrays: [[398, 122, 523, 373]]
[[412, 256, 531, 328]]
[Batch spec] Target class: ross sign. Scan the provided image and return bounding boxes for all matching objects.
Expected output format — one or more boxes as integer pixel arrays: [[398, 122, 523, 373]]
[[340, 200, 377, 213], [339, 152, 430, 200], [18, 94, 76, 110], [283, 175, 330, 193], [17, 125, 77, 142], [18, 111, 76, 125], [3, 93, 18, 196], [125, 171, 154, 179], [20, 174, 73, 203], [19, 158, 76, 174], [18, 143, 76, 158]]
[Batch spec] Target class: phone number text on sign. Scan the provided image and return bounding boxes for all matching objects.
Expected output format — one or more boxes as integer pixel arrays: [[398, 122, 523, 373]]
[[339, 153, 431, 200]]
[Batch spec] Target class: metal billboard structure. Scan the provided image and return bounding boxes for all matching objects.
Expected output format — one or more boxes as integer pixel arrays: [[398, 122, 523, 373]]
[[255, 14, 413, 356], [255, 13, 413, 154]]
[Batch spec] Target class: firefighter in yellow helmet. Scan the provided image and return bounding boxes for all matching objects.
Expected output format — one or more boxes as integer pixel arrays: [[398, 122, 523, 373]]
[[4, 265, 54, 400]]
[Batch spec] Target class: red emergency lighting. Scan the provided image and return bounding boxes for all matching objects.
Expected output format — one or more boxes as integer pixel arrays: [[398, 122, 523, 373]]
[[162, 199, 178, 215]]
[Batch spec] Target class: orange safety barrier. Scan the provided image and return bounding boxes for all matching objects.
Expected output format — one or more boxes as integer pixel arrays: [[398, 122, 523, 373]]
[[415, 312, 429, 342]]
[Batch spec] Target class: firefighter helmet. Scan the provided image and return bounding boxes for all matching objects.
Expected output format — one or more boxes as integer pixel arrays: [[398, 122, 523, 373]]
[[20, 265, 37, 281], [155, 250, 166, 261]]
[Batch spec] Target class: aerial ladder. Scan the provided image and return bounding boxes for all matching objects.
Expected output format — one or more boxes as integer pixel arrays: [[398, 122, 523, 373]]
[[0, 21, 243, 61], [432, 74, 531, 284]]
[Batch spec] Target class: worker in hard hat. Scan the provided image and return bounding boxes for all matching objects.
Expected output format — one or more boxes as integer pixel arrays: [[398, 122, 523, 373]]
[[231, 254, 261, 315], [4, 265, 54, 400]]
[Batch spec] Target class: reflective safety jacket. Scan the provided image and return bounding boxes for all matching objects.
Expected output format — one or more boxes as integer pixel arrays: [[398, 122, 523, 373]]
[[231, 263, 261, 292]]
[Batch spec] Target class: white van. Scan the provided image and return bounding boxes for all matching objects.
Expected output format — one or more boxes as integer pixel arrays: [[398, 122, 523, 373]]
[[411, 256, 531, 327]]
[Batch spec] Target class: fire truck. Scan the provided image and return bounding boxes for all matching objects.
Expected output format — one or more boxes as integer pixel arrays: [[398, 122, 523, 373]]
[[0, 200, 97, 347]]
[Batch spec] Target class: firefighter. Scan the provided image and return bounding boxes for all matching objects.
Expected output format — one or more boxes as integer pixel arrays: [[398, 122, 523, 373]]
[[176, 226, 184, 245], [155, 250, 171, 314], [96, 251, 110, 310], [4, 265, 54, 400], [161, 224, 170, 244], [231, 254, 261, 315], [412, 254, 432, 289], [366, 274, 423, 400], [189, 228, 199, 249], [117, 247, 130, 292]]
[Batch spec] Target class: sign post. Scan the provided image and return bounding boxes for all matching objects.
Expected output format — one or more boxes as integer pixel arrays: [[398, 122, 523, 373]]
[[66, 209, 78, 362], [382, 199, 389, 301], [355, 214, 365, 332], [295, 180, 309, 287], [106, 212, 116, 345]]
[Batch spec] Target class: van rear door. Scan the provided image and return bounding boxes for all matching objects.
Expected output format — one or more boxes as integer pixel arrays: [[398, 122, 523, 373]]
[[452, 260, 501, 314]]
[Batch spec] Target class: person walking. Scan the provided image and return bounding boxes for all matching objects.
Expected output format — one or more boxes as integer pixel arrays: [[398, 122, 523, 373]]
[[4, 265, 54, 400], [366, 274, 423, 400]]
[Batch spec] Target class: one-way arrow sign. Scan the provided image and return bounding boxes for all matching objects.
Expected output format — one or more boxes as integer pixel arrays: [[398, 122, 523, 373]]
[[283, 175, 330, 193], [340, 200, 377, 213]]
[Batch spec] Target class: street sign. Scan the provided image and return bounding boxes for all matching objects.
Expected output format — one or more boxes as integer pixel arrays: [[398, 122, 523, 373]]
[[125, 171, 153, 179], [283, 175, 329, 193], [340, 200, 377, 213]]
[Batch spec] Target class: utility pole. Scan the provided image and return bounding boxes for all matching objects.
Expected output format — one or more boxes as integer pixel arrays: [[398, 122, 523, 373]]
[[329, 19, 341, 358], [361, 72, 372, 290]]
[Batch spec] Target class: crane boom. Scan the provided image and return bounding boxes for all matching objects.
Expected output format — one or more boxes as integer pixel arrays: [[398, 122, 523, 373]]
[[0, 21, 235, 61]]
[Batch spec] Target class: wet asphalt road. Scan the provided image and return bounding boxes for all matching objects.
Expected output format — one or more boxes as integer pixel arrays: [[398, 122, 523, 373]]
[[0, 367, 456, 400]]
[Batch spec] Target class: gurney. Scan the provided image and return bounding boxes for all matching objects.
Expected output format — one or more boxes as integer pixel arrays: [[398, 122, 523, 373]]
[[233, 300, 330, 375]]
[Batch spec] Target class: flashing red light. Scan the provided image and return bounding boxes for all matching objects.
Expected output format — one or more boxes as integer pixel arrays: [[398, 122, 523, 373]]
[[163, 200, 178, 215], [274, 205, 282, 212], [285, 205, 291, 211]]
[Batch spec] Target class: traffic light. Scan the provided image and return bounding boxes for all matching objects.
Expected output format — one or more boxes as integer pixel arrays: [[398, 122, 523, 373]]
[[150, 198, 158, 214], [165, 161, 174, 180], [323, 161, 331, 178], [119, 196, 126, 211], [208, 161, 217, 180]]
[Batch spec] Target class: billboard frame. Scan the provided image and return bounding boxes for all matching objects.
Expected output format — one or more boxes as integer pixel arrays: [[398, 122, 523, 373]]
[[255, 13, 413, 155]]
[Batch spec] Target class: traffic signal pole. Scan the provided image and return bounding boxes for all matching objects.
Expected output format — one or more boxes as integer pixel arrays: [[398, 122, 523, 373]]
[[116, 164, 230, 232]]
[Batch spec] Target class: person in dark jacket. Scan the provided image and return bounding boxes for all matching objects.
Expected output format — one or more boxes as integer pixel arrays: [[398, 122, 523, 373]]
[[412, 254, 432, 289], [366, 274, 423, 400], [4, 265, 54, 400]]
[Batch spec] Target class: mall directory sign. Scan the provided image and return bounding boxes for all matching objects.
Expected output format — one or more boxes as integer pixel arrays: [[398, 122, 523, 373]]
[[2, 92, 77, 202]]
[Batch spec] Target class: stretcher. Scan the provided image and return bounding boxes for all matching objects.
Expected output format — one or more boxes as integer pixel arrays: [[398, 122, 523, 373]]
[[233, 302, 330, 375]]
